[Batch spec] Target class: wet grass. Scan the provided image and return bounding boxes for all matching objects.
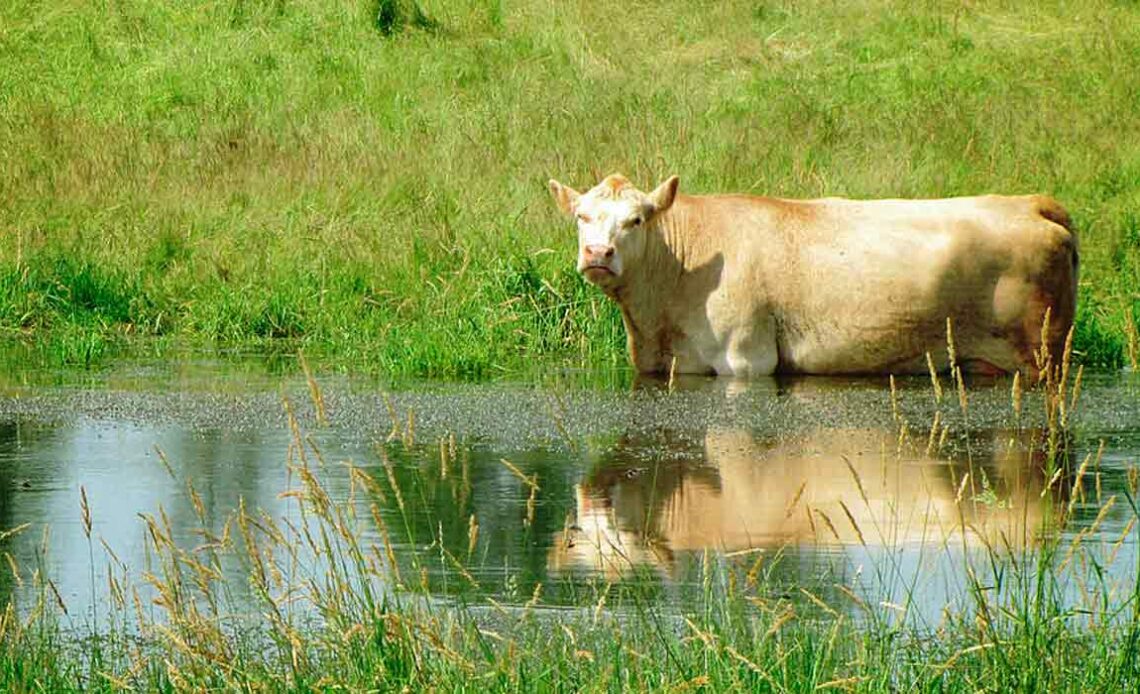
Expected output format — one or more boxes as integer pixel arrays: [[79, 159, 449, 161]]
[[1, 331, 1139, 691], [2, 0, 1139, 375]]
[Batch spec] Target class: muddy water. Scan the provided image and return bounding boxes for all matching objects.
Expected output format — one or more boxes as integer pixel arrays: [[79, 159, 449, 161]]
[[1, 356, 1138, 625]]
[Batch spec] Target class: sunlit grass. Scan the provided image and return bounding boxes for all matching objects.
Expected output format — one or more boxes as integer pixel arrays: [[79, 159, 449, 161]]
[[1, 0, 1138, 374]]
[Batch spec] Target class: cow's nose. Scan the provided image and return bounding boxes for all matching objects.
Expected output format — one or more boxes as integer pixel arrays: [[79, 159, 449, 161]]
[[585, 245, 615, 262]]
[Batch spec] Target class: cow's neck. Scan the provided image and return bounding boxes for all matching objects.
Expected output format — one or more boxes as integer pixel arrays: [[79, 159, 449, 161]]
[[608, 204, 706, 373]]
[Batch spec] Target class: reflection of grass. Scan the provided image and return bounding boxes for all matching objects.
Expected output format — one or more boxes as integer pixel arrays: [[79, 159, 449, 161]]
[[2, 0, 1139, 375], [2, 339, 1139, 689]]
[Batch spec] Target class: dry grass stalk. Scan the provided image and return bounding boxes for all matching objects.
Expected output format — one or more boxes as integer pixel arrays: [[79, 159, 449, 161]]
[[836, 584, 869, 613], [499, 458, 540, 490], [0, 603, 16, 648], [381, 450, 406, 513], [926, 411, 942, 457], [1059, 496, 1117, 573], [305, 433, 328, 469], [439, 543, 480, 590], [383, 394, 401, 442], [1108, 517, 1137, 568], [785, 480, 808, 519], [107, 572, 125, 609], [1041, 467, 1064, 498], [1069, 364, 1084, 416], [298, 350, 327, 426], [370, 504, 402, 586], [187, 479, 207, 523], [282, 396, 309, 469], [954, 473, 970, 504], [954, 366, 968, 414], [545, 392, 578, 453], [1035, 306, 1053, 382], [153, 445, 177, 479], [347, 462, 386, 503], [524, 582, 543, 613], [798, 588, 840, 618], [683, 616, 717, 646], [467, 514, 479, 558], [805, 504, 818, 537], [48, 579, 68, 615], [593, 582, 612, 624], [817, 676, 867, 691], [1087, 495, 1117, 536], [1067, 452, 1094, 515], [745, 553, 766, 588], [524, 485, 537, 527], [926, 351, 943, 403], [765, 606, 796, 638], [4, 552, 21, 587], [946, 317, 958, 371], [937, 426, 950, 455], [1058, 325, 1075, 424], [80, 486, 92, 539], [838, 501, 866, 546], [0, 523, 31, 542], [1011, 370, 1022, 418], [813, 508, 842, 543], [1125, 305, 1140, 371], [889, 375, 901, 424]]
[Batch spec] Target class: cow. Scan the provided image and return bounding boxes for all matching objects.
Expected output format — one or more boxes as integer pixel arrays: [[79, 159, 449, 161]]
[[548, 174, 1079, 377]]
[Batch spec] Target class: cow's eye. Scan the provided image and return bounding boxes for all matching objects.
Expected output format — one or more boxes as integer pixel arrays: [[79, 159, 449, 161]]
[[629, 216, 643, 227]]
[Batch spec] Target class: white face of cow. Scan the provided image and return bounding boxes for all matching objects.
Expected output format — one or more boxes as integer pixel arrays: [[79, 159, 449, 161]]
[[548, 174, 679, 288]]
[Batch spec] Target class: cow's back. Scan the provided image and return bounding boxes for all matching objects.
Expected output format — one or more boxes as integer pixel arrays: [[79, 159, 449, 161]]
[[683, 194, 1077, 374]]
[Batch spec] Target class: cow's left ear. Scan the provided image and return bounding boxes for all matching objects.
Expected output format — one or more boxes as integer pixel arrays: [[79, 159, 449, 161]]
[[648, 175, 679, 214], [548, 179, 581, 216]]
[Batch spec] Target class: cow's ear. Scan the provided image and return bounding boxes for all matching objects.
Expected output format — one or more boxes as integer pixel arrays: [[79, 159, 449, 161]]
[[548, 179, 581, 216], [648, 175, 679, 214]]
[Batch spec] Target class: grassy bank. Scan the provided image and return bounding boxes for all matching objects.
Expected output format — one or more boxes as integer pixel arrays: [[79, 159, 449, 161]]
[[1, 352, 1139, 691], [2, 0, 1139, 374]]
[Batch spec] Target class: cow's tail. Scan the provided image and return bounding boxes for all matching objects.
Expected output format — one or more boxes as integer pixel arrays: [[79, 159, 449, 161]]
[[1036, 195, 1079, 285], [1035, 195, 1079, 364]]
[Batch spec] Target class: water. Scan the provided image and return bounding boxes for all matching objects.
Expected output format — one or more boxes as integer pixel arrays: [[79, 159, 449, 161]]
[[1, 356, 1138, 627]]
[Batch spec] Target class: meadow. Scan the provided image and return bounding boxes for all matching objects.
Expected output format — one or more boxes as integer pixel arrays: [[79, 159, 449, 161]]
[[2, 0, 1139, 374]]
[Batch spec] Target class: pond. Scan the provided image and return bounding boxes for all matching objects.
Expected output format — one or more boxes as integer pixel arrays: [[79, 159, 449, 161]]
[[1, 355, 1138, 629]]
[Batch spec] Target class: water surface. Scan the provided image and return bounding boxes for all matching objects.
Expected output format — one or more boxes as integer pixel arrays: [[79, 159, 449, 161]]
[[1, 356, 1137, 627]]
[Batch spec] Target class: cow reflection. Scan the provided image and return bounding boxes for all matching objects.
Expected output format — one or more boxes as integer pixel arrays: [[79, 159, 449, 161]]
[[549, 424, 1057, 578]]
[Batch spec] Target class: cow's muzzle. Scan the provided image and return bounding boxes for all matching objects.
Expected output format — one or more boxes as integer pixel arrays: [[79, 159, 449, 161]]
[[583, 244, 614, 263], [580, 245, 617, 280]]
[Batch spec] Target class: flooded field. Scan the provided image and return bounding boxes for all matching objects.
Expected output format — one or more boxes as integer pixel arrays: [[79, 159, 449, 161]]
[[1, 356, 1138, 629]]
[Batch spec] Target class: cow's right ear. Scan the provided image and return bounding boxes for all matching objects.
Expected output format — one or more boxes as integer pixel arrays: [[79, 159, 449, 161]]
[[548, 179, 581, 216]]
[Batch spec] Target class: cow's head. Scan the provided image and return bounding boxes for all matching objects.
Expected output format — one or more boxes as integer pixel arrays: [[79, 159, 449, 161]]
[[548, 173, 679, 287]]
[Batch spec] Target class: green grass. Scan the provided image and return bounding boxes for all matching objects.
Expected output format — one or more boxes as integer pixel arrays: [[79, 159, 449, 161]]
[[2, 0, 1139, 374], [1, 355, 1138, 691]]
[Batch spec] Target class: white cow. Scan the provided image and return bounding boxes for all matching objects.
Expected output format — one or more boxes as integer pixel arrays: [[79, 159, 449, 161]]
[[549, 174, 1079, 376]]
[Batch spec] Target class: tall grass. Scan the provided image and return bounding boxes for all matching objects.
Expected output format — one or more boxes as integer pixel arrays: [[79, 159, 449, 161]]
[[1, 328, 1138, 691], [1, 0, 1138, 373]]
